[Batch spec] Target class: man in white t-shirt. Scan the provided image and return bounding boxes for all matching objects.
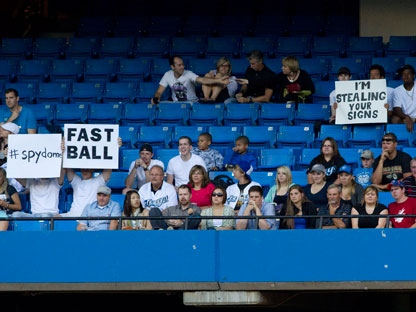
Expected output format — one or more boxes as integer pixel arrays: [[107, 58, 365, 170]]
[[166, 136, 206, 189], [122, 143, 164, 194], [150, 55, 230, 104]]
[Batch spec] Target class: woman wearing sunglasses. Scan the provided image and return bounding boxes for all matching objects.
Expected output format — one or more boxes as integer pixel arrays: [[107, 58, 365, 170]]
[[199, 186, 235, 230]]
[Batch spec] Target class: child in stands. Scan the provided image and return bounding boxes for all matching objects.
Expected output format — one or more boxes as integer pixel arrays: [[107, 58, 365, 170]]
[[353, 149, 374, 189], [192, 132, 224, 171], [223, 135, 257, 170]]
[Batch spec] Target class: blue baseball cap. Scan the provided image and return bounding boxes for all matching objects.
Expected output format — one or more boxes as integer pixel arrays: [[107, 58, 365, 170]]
[[387, 179, 404, 190], [338, 165, 352, 175]]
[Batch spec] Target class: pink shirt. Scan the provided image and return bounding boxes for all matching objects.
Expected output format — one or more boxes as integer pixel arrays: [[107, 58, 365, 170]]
[[188, 182, 216, 209]]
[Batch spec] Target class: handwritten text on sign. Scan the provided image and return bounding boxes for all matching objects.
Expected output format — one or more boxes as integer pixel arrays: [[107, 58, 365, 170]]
[[7, 134, 62, 178], [335, 79, 387, 125], [63, 124, 119, 169]]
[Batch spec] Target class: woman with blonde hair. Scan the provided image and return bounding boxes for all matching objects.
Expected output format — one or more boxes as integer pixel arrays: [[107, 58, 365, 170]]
[[200, 57, 238, 103], [264, 165, 294, 215]]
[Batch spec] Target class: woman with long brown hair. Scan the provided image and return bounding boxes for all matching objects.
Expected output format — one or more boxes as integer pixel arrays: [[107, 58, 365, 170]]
[[0, 167, 22, 231]]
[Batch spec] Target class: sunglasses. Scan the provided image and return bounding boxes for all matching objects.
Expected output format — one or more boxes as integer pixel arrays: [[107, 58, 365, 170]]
[[382, 138, 394, 142], [212, 193, 224, 197]]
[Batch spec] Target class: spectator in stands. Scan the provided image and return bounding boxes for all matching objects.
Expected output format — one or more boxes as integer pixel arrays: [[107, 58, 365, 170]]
[[387, 179, 416, 228], [122, 190, 151, 230], [149, 184, 201, 230], [232, 50, 277, 103], [139, 165, 178, 211], [317, 183, 352, 229], [307, 137, 346, 185], [337, 164, 364, 208], [192, 132, 224, 171], [372, 132, 412, 190], [0, 122, 26, 193], [223, 135, 257, 170], [275, 55, 315, 104], [264, 165, 294, 216], [402, 157, 416, 198], [303, 164, 329, 213], [58, 137, 122, 217], [351, 185, 388, 229], [122, 143, 164, 194], [150, 55, 230, 104], [279, 184, 317, 229], [236, 185, 276, 230], [199, 186, 235, 230], [166, 136, 206, 189], [77, 185, 121, 231], [328, 66, 352, 123], [1, 88, 36, 134], [226, 160, 260, 214], [187, 164, 215, 209], [353, 149, 375, 189], [0, 167, 22, 231], [13, 147, 66, 218], [392, 64, 416, 131], [369, 64, 395, 123], [200, 56, 238, 103]]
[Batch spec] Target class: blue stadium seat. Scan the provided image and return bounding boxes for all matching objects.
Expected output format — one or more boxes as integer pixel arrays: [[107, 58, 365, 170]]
[[312, 80, 335, 104], [291, 170, 308, 187], [371, 56, 404, 80], [51, 102, 88, 126], [258, 148, 295, 171], [86, 102, 123, 124], [240, 36, 277, 58], [402, 147, 416, 158], [65, 37, 98, 58], [0, 38, 33, 59], [242, 125, 277, 149], [275, 125, 315, 148], [118, 125, 139, 149], [50, 59, 85, 83], [5, 81, 38, 104], [300, 57, 330, 82], [0, 59, 18, 82], [310, 35, 346, 58], [385, 123, 416, 147], [136, 125, 173, 149], [205, 36, 240, 58], [156, 148, 180, 168], [107, 171, 128, 193], [187, 58, 216, 76], [134, 36, 171, 58], [328, 57, 369, 80], [70, 82, 105, 103], [170, 36, 206, 58], [338, 147, 362, 169], [314, 124, 352, 148], [346, 124, 385, 148], [249, 171, 276, 194], [189, 102, 225, 126], [102, 82, 138, 104], [17, 59, 51, 83], [37, 82, 71, 103], [84, 58, 118, 83], [208, 125, 241, 149], [297, 148, 320, 170], [12, 220, 50, 231], [120, 148, 139, 171], [385, 35, 416, 57], [136, 81, 161, 103], [52, 220, 79, 231], [345, 36, 384, 58], [276, 35, 312, 58], [171, 125, 207, 148], [258, 102, 295, 126], [119, 102, 156, 126], [223, 102, 259, 126], [32, 102, 55, 127], [154, 102, 191, 126], [293, 103, 331, 129], [32, 37, 67, 59], [117, 58, 152, 82], [98, 36, 135, 58]]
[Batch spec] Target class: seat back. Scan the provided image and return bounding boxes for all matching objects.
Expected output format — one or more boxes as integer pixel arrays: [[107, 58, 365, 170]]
[[154, 102, 191, 126], [276, 125, 315, 148], [258, 148, 295, 170], [189, 102, 225, 126], [171, 125, 207, 148], [242, 125, 277, 149], [223, 103, 259, 126], [258, 102, 296, 126], [208, 125, 242, 149], [86, 103, 123, 124], [119, 103, 156, 126]]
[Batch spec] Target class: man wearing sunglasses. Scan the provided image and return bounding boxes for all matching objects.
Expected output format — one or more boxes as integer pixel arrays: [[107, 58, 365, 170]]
[[372, 132, 412, 191]]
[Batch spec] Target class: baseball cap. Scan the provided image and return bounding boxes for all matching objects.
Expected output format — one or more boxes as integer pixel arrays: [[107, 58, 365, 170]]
[[398, 64, 416, 76], [310, 164, 326, 174], [0, 122, 20, 134], [338, 66, 351, 76], [140, 143, 153, 153], [338, 165, 352, 175], [361, 150, 374, 159], [97, 185, 111, 195], [387, 179, 404, 190], [235, 160, 253, 177]]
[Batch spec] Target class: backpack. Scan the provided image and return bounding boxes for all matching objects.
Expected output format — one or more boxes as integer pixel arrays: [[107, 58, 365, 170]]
[[212, 174, 235, 189]]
